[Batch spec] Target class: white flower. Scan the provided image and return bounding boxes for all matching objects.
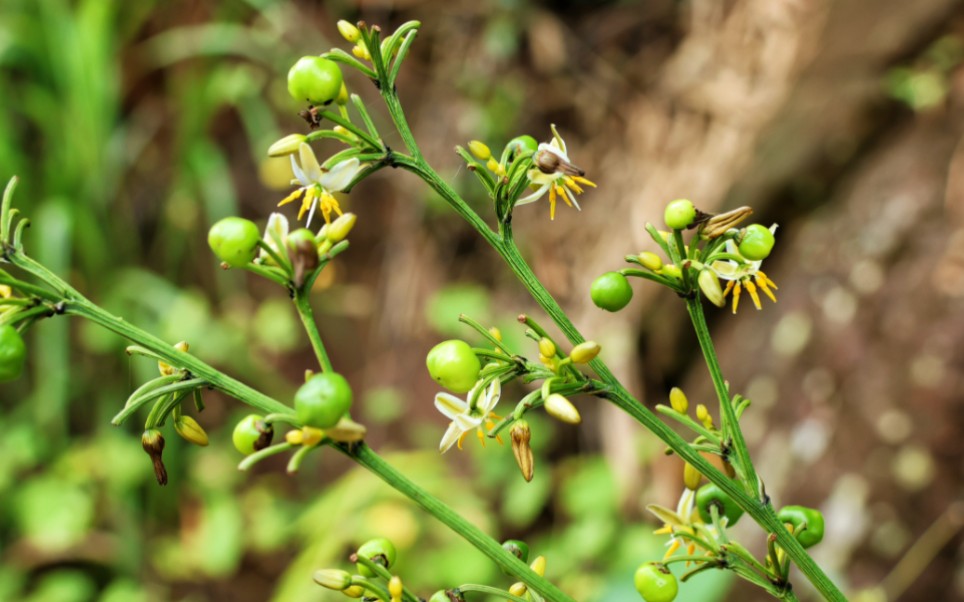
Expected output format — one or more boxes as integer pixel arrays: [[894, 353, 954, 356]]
[[434, 379, 502, 453], [258, 212, 289, 263], [278, 143, 363, 227], [516, 125, 596, 220], [710, 225, 779, 313], [647, 488, 703, 560]]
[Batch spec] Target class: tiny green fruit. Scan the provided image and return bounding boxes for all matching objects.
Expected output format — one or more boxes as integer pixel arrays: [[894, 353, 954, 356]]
[[738, 224, 775, 261], [590, 272, 633, 312], [502, 539, 530, 564], [0, 324, 27, 382], [428, 591, 449, 602], [295, 372, 353, 429], [634, 563, 678, 602], [506, 135, 538, 160], [356, 537, 397, 577], [696, 483, 744, 526], [208, 217, 260, 267], [287, 56, 344, 105], [426, 340, 481, 394], [664, 199, 696, 230], [777, 505, 825, 548], [233, 414, 271, 455]]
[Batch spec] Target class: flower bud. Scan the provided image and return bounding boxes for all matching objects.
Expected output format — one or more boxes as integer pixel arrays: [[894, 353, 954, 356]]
[[700, 206, 753, 239], [696, 404, 713, 428], [285, 429, 304, 445], [337, 20, 361, 42], [683, 462, 702, 490], [343, 584, 365, 598], [698, 269, 725, 307], [158, 341, 189, 376], [638, 251, 663, 271], [530, 555, 547, 576], [538, 337, 556, 358], [313, 568, 353, 590], [468, 140, 491, 160], [326, 212, 357, 243], [174, 415, 209, 447], [268, 133, 307, 157], [660, 264, 682, 280], [141, 429, 168, 486], [325, 416, 368, 443], [389, 576, 403, 601], [335, 82, 350, 106], [301, 426, 325, 447], [669, 387, 688, 414], [287, 228, 319, 289], [509, 583, 527, 597], [545, 393, 581, 424], [569, 341, 601, 364], [489, 326, 502, 342], [510, 420, 534, 482], [352, 43, 371, 61]]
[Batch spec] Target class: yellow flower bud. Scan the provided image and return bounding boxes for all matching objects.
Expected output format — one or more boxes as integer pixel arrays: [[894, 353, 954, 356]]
[[660, 264, 682, 280], [285, 429, 304, 445], [698, 269, 725, 308], [569, 341, 601, 364], [545, 393, 581, 424], [468, 140, 491, 160], [158, 341, 190, 376], [530, 555, 547, 576], [486, 157, 504, 175], [301, 426, 325, 447], [174, 415, 209, 447], [389, 576, 403, 601], [696, 404, 714, 428], [509, 582, 527, 597], [538, 337, 556, 358], [337, 20, 361, 42], [343, 584, 365, 598], [336, 82, 350, 106], [683, 462, 702, 490], [313, 568, 353, 590], [326, 212, 357, 243], [638, 251, 663, 271], [669, 387, 689, 414], [352, 43, 371, 61], [489, 326, 503, 342], [267, 133, 307, 157]]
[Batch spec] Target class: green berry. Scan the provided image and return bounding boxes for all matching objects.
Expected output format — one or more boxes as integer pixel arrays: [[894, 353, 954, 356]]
[[506, 135, 538, 160], [287, 56, 343, 105], [426, 340, 481, 394], [208, 217, 260, 267], [634, 563, 678, 602], [356, 537, 397, 577], [695, 483, 744, 526], [738, 224, 775, 261], [501, 539, 530, 574], [0, 325, 27, 382], [664, 199, 696, 230], [294, 372, 353, 429], [233, 414, 271, 455], [777, 505, 825, 548], [428, 591, 449, 602], [590, 272, 633, 312]]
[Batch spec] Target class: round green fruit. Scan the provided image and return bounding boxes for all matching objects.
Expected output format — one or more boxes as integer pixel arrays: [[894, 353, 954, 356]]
[[696, 483, 744, 526], [634, 563, 678, 602], [294, 372, 353, 429], [738, 224, 775, 261], [426, 340, 481, 394], [506, 135, 538, 160], [0, 324, 27, 382], [664, 199, 696, 230], [777, 505, 825, 548], [208, 217, 260, 267], [287, 56, 344, 105], [590, 272, 633, 312], [356, 537, 397, 577], [233, 414, 271, 455]]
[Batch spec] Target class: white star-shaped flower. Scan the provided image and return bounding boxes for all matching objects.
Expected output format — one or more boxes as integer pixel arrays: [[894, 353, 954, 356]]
[[279, 143, 363, 227], [434, 379, 502, 453]]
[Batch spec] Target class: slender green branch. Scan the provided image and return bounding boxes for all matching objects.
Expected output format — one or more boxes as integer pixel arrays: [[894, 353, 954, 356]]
[[339, 443, 577, 602], [293, 288, 333, 373]]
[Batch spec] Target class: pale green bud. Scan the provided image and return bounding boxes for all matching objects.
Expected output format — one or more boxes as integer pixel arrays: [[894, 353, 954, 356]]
[[545, 393, 581, 424], [569, 341, 601, 364], [538, 337, 556, 358], [669, 387, 689, 414], [698, 269, 725, 307], [313, 568, 353, 590], [326, 212, 357, 243], [337, 20, 361, 43], [267, 134, 307, 157], [638, 251, 663, 271], [174, 415, 209, 447], [468, 140, 491, 160]]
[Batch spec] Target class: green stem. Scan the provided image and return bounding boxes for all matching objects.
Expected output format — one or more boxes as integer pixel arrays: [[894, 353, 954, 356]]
[[293, 288, 333, 372], [457, 584, 530, 602], [340, 443, 577, 602], [685, 296, 759, 497]]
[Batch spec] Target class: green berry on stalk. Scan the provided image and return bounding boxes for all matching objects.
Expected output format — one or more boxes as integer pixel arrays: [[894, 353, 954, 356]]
[[294, 372, 353, 429], [590, 272, 633, 312], [696, 483, 744, 526], [426, 340, 481, 394], [0, 324, 27, 382], [634, 563, 678, 602], [208, 217, 260, 267], [233, 414, 271, 455], [506, 135, 538, 160], [287, 56, 344, 105], [428, 592, 450, 602], [502, 539, 530, 563], [738, 224, 775, 261], [664, 199, 696, 230], [356, 537, 397, 577], [777, 505, 825, 548]]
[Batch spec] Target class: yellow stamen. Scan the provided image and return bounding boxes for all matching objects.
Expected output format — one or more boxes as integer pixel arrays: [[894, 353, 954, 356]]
[[732, 283, 742, 314], [756, 273, 778, 303], [571, 175, 596, 188], [298, 188, 318, 220], [723, 280, 735, 298], [758, 270, 779, 290], [278, 187, 304, 207], [563, 177, 584, 194], [556, 184, 573, 207], [745, 279, 762, 310], [477, 428, 486, 447], [549, 186, 557, 220], [457, 432, 468, 450], [663, 539, 681, 560]]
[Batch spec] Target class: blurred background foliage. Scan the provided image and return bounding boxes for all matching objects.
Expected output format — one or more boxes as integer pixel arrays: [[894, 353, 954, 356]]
[[1, 1, 963, 601]]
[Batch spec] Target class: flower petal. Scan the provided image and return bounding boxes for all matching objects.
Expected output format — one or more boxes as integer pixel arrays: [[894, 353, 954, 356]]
[[439, 422, 464, 453], [320, 158, 362, 192], [479, 379, 501, 413], [298, 143, 323, 182], [516, 183, 549, 206], [290, 154, 310, 186], [434, 392, 467, 420]]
